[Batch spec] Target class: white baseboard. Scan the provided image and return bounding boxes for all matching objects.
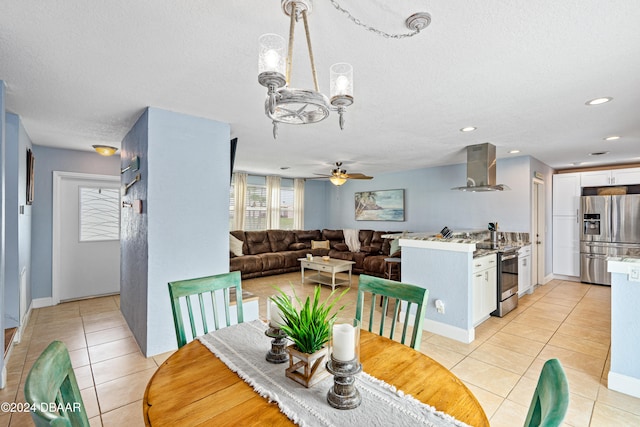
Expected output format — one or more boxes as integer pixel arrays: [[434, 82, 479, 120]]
[[608, 371, 640, 398], [551, 274, 580, 282], [1, 366, 6, 390], [14, 302, 33, 344], [32, 297, 54, 309], [424, 318, 475, 344]]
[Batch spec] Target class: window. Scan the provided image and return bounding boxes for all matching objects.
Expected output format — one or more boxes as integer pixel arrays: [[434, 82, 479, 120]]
[[229, 175, 302, 231], [245, 182, 267, 230], [79, 187, 120, 241], [279, 179, 294, 230]]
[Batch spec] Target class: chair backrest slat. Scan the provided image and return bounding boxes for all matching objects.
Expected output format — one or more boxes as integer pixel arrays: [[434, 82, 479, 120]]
[[524, 358, 569, 427], [25, 341, 90, 427], [355, 274, 429, 350], [168, 271, 244, 348]]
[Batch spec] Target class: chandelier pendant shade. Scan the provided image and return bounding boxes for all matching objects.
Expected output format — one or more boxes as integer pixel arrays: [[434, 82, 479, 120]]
[[259, 0, 353, 138]]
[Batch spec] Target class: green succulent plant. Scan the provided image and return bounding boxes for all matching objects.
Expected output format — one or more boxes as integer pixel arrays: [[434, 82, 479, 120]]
[[271, 285, 348, 354]]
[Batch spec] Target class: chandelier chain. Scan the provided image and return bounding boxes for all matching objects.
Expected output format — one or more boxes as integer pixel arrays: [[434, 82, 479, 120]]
[[327, 0, 422, 39]]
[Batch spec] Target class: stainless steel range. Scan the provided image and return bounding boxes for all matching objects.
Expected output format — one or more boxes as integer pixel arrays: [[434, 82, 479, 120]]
[[492, 248, 519, 317], [476, 241, 520, 317]]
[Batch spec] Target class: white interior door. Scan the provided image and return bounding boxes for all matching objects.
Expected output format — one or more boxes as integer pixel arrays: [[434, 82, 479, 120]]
[[532, 180, 546, 285], [53, 172, 120, 303]]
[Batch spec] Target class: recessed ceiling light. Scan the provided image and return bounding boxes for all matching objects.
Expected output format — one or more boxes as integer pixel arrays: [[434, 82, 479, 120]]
[[508, 150, 520, 154], [589, 151, 609, 156], [460, 126, 477, 132], [585, 97, 612, 106], [572, 162, 583, 166], [604, 136, 620, 141]]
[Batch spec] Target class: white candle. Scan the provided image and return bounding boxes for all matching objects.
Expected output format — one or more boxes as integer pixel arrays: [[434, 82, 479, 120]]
[[269, 301, 284, 327], [333, 323, 356, 361]]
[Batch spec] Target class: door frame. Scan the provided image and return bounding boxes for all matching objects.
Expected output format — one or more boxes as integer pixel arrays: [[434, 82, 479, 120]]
[[532, 178, 545, 286], [52, 171, 120, 305]]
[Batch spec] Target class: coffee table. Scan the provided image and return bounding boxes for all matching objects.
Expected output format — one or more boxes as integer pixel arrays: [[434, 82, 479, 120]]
[[298, 257, 355, 290]]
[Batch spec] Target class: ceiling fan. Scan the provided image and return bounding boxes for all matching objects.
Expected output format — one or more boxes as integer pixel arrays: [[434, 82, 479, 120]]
[[311, 162, 373, 186]]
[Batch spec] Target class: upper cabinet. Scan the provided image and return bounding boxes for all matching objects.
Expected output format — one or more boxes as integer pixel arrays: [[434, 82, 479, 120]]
[[581, 168, 640, 187], [553, 173, 581, 215]]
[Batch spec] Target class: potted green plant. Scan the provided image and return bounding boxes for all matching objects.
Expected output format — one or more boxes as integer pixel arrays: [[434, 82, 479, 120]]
[[271, 285, 348, 387]]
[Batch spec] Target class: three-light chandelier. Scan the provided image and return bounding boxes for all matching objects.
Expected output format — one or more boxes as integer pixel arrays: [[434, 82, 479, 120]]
[[258, 0, 352, 139], [258, 0, 432, 139]]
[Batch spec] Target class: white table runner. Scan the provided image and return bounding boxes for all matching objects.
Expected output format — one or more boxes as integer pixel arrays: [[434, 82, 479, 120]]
[[198, 320, 471, 427]]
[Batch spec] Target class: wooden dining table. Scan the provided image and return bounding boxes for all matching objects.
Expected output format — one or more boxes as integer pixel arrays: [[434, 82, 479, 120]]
[[144, 330, 489, 427]]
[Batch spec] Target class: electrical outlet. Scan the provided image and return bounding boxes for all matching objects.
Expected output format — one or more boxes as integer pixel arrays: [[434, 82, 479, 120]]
[[435, 299, 445, 314], [630, 268, 640, 282]]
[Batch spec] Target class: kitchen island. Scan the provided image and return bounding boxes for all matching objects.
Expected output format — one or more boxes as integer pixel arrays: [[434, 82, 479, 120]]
[[607, 257, 640, 398], [390, 231, 528, 343]]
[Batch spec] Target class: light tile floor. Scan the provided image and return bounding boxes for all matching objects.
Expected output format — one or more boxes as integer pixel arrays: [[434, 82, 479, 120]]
[[2, 274, 639, 426]]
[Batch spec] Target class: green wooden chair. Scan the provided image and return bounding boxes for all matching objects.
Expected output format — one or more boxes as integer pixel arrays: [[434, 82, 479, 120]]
[[24, 340, 90, 427], [356, 274, 429, 350], [524, 358, 570, 427], [168, 271, 244, 348]]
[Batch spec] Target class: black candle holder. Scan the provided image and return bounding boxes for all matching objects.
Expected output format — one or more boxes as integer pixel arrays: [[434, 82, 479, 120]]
[[265, 326, 289, 364], [326, 354, 362, 409]]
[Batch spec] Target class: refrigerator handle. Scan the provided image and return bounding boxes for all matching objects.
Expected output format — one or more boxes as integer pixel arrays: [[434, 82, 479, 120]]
[[576, 209, 579, 223]]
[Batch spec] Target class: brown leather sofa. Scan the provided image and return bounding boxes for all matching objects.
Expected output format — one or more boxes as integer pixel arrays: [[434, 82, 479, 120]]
[[229, 229, 400, 279]]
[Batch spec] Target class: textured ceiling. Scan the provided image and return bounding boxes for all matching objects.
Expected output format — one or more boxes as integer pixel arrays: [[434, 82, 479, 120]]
[[1, 0, 639, 179]]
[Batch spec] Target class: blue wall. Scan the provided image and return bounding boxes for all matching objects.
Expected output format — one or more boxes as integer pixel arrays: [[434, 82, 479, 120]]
[[120, 108, 231, 356], [0, 81, 6, 384], [4, 113, 33, 329], [31, 146, 120, 300], [303, 179, 329, 230], [320, 155, 554, 277]]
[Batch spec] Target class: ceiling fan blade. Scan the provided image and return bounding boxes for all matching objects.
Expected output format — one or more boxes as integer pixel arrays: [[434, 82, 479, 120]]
[[313, 173, 333, 177], [344, 173, 373, 180]]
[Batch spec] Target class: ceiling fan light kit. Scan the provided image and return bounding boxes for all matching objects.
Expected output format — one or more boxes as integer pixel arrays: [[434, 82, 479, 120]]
[[259, 0, 430, 138], [313, 162, 373, 186]]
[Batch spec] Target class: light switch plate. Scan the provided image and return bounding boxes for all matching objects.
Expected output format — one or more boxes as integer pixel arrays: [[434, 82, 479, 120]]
[[630, 268, 640, 282]]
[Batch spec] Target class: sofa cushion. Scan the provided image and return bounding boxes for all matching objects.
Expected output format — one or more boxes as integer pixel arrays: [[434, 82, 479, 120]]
[[245, 231, 272, 255], [311, 240, 330, 249], [294, 230, 322, 248], [229, 233, 244, 257], [267, 230, 295, 252], [359, 230, 374, 247], [334, 242, 349, 251], [289, 242, 306, 250]]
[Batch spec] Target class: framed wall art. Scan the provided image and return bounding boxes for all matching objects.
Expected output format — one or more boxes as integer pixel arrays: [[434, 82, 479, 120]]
[[26, 148, 35, 205], [355, 189, 404, 221]]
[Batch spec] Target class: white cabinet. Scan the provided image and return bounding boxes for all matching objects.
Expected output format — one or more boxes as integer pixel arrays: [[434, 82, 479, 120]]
[[518, 245, 532, 295], [581, 170, 612, 187], [552, 173, 581, 277], [472, 254, 497, 325], [553, 173, 581, 215], [581, 167, 640, 187], [612, 168, 640, 185], [552, 216, 580, 276]]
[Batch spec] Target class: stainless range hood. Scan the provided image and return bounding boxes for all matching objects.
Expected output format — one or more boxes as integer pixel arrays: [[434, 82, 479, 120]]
[[451, 143, 510, 192]]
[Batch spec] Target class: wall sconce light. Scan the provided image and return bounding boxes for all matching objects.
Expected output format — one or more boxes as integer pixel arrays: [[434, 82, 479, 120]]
[[92, 145, 119, 156]]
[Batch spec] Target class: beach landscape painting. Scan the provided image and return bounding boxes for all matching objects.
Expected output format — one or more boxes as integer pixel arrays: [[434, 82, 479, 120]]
[[355, 189, 405, 221]]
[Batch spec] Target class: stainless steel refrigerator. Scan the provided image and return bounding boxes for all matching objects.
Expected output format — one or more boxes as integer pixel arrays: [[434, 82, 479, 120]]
[[580, 194, 640, 285]]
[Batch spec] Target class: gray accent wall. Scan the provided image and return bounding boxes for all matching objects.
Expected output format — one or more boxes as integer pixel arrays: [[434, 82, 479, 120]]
[[120, 108, 230, 356], [30, 146, 120, 300]]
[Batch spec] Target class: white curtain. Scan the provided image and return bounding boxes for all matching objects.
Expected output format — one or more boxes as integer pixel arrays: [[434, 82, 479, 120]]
[[293, 178, 305, 230], [266, 176, 281, 229], [232, 172, 247, 230]]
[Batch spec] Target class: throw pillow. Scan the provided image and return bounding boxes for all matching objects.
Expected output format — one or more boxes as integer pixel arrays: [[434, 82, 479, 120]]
[[289, 242, 307, 250], [229, 234, 244, 257], [311, 240, 330, 249]]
